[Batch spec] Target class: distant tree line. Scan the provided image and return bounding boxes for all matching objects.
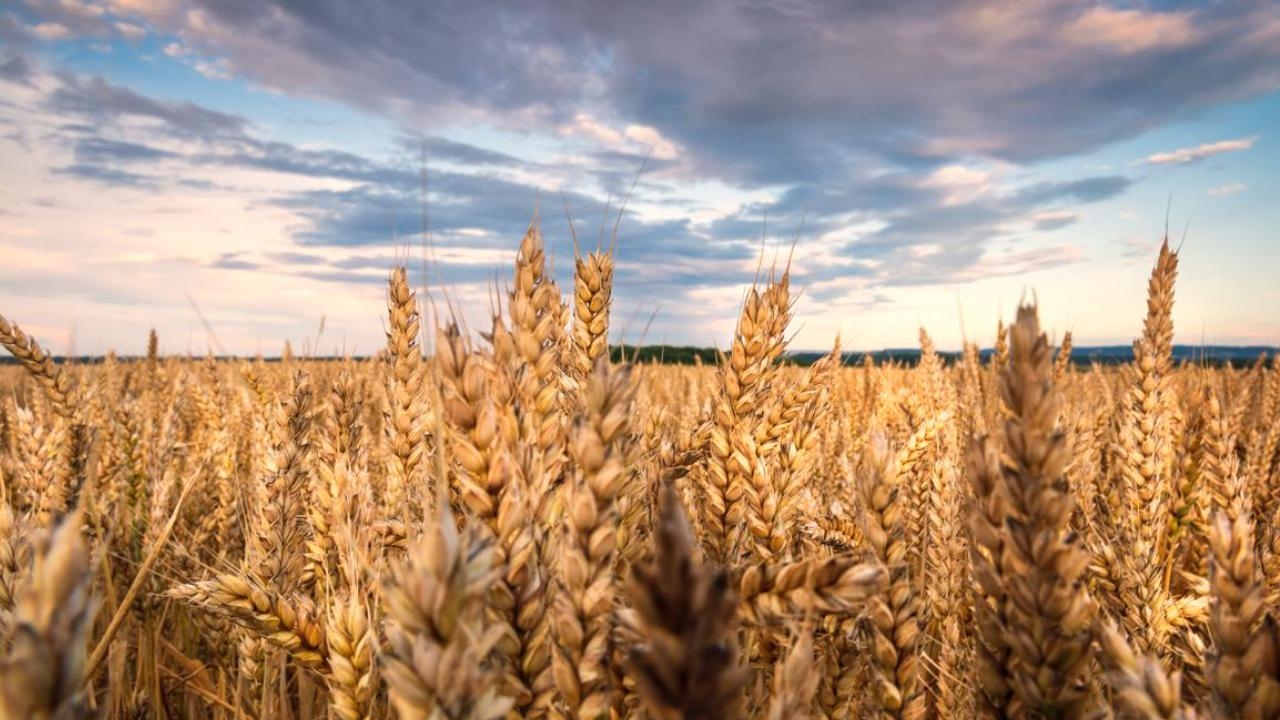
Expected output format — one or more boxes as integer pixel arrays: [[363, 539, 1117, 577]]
[[3, 344, 1272, 368]]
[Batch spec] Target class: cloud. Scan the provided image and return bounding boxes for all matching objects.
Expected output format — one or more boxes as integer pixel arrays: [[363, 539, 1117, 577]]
[[407, 136, 529, 169], [13, 3, 1266, 272], [113, 21, 146, 40], [46, 74, 247, 138], [203, 139, 416, 186], [687, 164, 1131, 301], [31, 22, 73, 40], [1060, 7, 1198, 54], [52, 163, 158, 187], [84, 0, 1279, 186], [0, 36, 1218, 342], [72, 137, 179, 164], [260, 173, 748, 286], [38, 76, 524, 194], [268, 251, 328, 266], [1118, 235, 1160, 260], [919, 165, 994, 206], [0, 13, 32, 46], [209, 252, 259, 270], [19, 0, 122, 40], [1207, 182, 1246, 197], [1143, 136, 1259, 165], [1032, 210, 1079, 231], [160, 41, 232, 79], [562, 114, 682, 161], [1017, 176, 1132, 205], [190, 58, 229, 80], [0, 53, 35, 86]]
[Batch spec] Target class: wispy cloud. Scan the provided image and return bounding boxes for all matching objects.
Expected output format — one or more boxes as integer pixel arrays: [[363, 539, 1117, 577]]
[[53, 163, 158, 188], [1031, 210, 1079, 231], [1143, 136, 1259, 165], [1207, 182, 1246, 197], [113, 21, 146, 41], [46, 74, 247, 138]]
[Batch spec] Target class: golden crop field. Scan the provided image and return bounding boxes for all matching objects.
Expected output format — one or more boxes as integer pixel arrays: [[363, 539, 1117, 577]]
[[1, 224, 1277, 720]]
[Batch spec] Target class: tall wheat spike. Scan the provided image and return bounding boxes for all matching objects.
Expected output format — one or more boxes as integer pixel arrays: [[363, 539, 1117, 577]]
[[568, 248, 615, 402], [385, 266, 427, 517], [252, 370, 316, 596], [857, 442, 925, 719], [1112, 239, 1181, 655], [969, 303, 1096, 717], [551, 360, 633, 719], [702, 271, 790, 563], [505, 221, 565, 716]]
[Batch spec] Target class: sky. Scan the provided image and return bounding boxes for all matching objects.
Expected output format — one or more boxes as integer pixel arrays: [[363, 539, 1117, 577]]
[[0, 0, 1277, 356]]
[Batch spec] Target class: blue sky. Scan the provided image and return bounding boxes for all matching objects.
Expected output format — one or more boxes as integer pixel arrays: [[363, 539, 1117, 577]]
[[1, 0, 1277, 355]]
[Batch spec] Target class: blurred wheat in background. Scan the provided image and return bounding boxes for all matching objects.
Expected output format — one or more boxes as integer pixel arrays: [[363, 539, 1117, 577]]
[[1, 222, 1279, 720]]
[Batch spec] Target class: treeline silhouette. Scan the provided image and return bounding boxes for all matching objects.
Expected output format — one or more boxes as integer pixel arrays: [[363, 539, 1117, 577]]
[[2, 344, 1272, 368]]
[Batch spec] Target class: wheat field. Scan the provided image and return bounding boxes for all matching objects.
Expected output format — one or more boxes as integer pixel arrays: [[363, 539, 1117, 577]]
[[0, 222, 1277, 720]]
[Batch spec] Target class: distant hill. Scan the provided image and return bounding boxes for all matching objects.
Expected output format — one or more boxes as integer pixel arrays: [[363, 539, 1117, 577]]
[[786, 345, 1277, 368], [2, 344, 1274, 368]]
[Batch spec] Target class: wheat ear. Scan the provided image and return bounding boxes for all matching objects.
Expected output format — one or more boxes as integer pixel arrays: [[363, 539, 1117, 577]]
[[380, 510, 513, 720], [0, 313, 74, 418], [0, 511, 95, 719], [623, 483, 751, 720]]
